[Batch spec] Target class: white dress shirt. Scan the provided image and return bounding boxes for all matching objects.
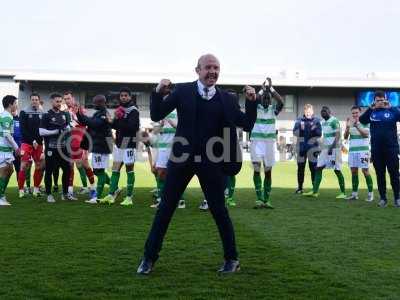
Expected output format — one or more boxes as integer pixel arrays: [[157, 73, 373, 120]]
[[197, 80, 216, 100]]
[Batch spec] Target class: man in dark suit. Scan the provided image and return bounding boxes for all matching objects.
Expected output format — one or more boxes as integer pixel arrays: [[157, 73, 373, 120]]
[[137, 54, 258, 275]]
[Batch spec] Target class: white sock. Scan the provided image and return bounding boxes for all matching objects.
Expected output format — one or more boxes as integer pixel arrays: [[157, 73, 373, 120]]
[[19, 189, 24, 193], [68, 186, 74, 194], [352, 191, 358, 197], [33, 187, 39, 193]]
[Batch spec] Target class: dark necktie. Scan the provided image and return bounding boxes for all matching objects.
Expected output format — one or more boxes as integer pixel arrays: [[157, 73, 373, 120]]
[[203, 87, 209, 100]]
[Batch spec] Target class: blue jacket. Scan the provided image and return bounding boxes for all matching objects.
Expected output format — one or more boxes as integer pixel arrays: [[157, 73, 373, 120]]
[[150, 81, 257, 175], [13, 115, 22, 147], [359, 107, 400, 153], [293, 115, 322, 155]]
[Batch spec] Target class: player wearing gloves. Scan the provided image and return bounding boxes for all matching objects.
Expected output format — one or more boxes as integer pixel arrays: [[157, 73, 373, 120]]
[[101, 88, 140, 206]]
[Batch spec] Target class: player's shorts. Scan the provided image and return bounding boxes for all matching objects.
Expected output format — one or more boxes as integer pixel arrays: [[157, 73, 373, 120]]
[[250, 140, 276, 168], [151, 148, 158, 168], [155, 148, 171, 169], [348, 151, 370, 169], [317, 148, 342, 170], [113, 146, 135, 165], [0, 151, 15, 168], [91, 153, 110, 169], [21, 143, 43, 163]]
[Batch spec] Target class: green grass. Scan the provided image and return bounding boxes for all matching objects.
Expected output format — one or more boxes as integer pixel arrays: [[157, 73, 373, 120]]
[[1, 162, 400, 299]]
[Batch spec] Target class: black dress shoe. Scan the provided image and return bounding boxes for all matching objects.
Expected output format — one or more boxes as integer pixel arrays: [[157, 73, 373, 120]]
[[294, 188, 303, 194], [137, 258, 154, 275], [217, 260, 240, 274], [378, 199, 388, 208]]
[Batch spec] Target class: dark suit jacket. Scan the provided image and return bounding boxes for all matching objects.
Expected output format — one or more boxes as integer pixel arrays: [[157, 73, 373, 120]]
[[293, 116, 322, 156], [150, 81, 257, 175]]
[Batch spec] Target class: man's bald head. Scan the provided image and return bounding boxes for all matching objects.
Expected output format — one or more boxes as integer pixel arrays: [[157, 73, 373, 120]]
[[196, 54, 220, 69], [195, 54, 220, 87]]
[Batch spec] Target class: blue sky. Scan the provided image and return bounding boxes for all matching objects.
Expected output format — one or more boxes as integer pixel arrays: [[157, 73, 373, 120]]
[[1, 0, 399, 75]]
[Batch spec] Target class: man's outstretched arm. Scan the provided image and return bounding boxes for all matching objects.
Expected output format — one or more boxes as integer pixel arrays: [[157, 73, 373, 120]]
[[150, 79, 179, 121], [232, 85, 257, 132]]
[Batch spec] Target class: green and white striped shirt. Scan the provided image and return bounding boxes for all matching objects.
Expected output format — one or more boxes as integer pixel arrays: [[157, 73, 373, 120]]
[[0, 111, 14, 153], [321, 116, 340, 149], [250, 104, 277, 141], [349, 123, 370, 153], [157, 110, 177, 149]]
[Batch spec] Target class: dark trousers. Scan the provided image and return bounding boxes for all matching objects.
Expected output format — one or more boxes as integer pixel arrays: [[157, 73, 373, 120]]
[[44, 148, 70, 195], [53, 168, 59, 187], [144, 161, 238, 262], [372, 148, 399, 200], [13, 152, 21, 182], [297, 151, 317, 190]]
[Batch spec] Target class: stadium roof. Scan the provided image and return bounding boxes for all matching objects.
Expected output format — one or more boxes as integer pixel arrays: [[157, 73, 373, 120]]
[[2, 69, 400, 89]]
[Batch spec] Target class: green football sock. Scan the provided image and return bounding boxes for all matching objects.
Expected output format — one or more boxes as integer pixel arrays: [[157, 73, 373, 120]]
[[313, 169, 323, 193], [229, 176, 236, 198], [335, 170, 345, 193], [352, 174, 359, 192], [253, 173, 263, 201], [78, 166, 88, 188], [26, 166, 31, 188], [154, 176, 161, 198], [0, 175, 11, 197], [127, 171, 135, 197], [94, 170, 106, 199], [0, 177, 7, 198], [225, 177, 231, 197], [153, 173, 158, 187], [364, 174, 373, 193], [109, 171, 120, 195], [158, 177, 165, 199], [263, 176, 272, 202], [105, 173, 111, 186]]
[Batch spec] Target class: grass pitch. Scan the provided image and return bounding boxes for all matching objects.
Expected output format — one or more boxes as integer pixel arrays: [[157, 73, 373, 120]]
[[1, 162, 399, 299]]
